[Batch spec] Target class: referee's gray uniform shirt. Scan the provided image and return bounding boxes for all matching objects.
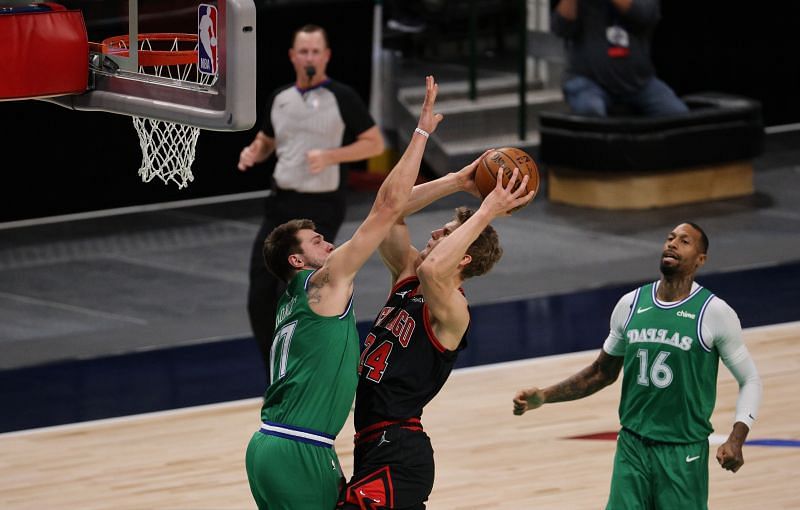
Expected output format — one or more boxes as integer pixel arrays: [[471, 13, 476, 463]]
[[263, 79, 376, 193]]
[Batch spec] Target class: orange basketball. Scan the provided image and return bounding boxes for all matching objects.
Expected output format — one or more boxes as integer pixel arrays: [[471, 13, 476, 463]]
[[475, 147, 540, 211]]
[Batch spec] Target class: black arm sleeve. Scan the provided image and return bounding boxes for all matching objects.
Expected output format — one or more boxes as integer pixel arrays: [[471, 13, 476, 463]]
[[259, 85, 291, 137], [326, 80, 377, 140]]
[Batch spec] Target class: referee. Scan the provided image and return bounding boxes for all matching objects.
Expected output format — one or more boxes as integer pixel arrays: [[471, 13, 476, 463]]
[[238, 24, 384, 373]]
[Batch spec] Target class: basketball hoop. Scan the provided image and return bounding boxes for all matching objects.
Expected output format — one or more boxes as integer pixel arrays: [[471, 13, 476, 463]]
[[102, 33, 216, 189]]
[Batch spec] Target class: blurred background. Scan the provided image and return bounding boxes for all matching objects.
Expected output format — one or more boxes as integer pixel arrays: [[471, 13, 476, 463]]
[[2, 0, 799, 220], [1, 0, 799, 433]]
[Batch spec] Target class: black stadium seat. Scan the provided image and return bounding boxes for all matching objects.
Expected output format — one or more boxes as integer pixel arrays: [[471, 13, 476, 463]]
[[538, 93, 765, 209]]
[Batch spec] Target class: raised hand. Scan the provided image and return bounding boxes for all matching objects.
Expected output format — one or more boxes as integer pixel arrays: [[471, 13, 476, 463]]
[[417, 75, 444, 136]]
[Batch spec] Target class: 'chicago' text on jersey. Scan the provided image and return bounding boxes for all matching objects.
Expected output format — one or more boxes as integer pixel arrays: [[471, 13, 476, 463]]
[[374, 306, 417, 347]]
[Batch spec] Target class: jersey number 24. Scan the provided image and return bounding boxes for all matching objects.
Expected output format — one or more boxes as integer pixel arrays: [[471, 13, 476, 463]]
[[359, 332, 394, 383]]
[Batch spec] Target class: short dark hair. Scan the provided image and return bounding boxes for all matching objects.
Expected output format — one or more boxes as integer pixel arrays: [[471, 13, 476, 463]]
[[264, 219, 316, 282], [454, 207, 503, 279], [292, 24, 329, 48], [686, 222, 709, 254]]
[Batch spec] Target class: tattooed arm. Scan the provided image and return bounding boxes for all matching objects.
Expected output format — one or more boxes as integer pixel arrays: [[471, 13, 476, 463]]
[[305, 270, 328, 306], [512, 351, 623, 415], [513, 291, 633, 415]]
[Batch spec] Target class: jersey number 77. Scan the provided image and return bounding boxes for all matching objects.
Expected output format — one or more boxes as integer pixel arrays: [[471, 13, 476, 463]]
[[270, 321, 298, 384]]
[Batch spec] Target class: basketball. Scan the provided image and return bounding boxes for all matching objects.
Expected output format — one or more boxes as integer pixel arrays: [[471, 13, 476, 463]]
[[475, 147, 540, 210]]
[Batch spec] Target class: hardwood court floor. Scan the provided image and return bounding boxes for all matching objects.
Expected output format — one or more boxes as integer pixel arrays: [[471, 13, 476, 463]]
[[1, 322, 798, 509]]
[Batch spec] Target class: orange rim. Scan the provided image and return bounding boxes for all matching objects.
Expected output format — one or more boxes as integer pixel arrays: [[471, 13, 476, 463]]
[[101, 33, 198, 67]]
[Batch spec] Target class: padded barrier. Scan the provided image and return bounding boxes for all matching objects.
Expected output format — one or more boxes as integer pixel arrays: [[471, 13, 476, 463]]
[[539, 93, 765, 172], [0, 3, 88, 100]]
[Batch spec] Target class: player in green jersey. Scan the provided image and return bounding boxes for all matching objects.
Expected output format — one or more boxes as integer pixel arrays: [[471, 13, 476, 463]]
[[245, 76, 444, 510], [512, 223, 763, 510]]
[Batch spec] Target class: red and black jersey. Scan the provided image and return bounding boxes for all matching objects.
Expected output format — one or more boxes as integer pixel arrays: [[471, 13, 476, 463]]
[[354, 276, 468, 431]]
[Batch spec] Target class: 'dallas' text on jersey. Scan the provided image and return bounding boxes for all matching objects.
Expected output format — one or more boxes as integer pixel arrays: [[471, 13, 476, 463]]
[[620, 283, 719, 443]]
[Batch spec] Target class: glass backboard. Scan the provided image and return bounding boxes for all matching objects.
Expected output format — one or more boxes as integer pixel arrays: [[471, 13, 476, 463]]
[[43, 0, 256, 131]]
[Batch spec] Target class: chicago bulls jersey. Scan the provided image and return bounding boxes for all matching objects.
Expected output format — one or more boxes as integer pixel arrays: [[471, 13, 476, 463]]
[[354, 276, 468, 431]]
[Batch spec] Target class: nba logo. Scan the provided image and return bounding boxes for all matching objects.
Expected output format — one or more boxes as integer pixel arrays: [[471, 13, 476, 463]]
[[198, 4, 218, 76]]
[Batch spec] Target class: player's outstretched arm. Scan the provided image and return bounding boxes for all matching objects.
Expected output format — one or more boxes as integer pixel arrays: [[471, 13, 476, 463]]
[[312, 76, 442, 309], [418, 167, 531, 286], [378, 151, 488, 281], [513, 351, 623, 415], [416, 169, 532, 349], [403, 150, 487, 217]]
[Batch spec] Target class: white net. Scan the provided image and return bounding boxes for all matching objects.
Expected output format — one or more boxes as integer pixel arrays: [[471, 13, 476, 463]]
[[133, 117, 200, 189], [113, 34, 217, 189]]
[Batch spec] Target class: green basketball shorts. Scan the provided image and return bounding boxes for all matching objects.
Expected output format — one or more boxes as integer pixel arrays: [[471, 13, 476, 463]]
[[606, 428, 709, 510]]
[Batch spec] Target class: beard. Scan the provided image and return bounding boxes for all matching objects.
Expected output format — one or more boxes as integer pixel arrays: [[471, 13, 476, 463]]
[[660, 260, 679, 276], [306, 258, 325, 269], [299, 251, 327, 270]]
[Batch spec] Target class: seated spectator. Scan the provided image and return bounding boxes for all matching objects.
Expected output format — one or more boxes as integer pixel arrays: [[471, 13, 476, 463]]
[[552, 0, 689, 117]]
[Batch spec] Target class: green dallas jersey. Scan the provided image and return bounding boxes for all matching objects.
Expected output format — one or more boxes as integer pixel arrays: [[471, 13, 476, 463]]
[[260, 269, 360, 437], [619, 282, 719, 443]]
